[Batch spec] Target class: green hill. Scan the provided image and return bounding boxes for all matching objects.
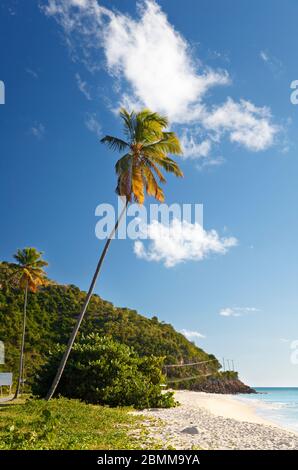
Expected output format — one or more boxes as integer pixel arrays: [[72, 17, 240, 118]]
[[0, 261, 253, 393]]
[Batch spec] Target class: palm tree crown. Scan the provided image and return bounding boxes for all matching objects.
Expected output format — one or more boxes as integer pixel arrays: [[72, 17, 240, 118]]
[[13, 247, 48, 292], [101, 108, 183, 204]]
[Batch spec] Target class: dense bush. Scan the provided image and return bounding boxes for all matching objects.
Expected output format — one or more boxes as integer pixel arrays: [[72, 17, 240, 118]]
[[33, 334, 175, 409]]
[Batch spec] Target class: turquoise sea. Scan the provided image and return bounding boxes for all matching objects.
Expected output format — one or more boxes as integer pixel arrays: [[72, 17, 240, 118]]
[[236, 387, 298, 433]]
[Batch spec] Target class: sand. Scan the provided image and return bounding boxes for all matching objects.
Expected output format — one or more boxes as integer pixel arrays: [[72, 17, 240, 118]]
[[136, 390, 298, 450]]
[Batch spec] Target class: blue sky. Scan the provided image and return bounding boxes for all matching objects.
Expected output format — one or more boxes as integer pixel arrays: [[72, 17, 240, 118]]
[[1, 0, 298, 386]]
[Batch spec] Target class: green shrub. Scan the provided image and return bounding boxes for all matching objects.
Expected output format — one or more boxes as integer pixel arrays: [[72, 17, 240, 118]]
[[32, 334, 175, 409]]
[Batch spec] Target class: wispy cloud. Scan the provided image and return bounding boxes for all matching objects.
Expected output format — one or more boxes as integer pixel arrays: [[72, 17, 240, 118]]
[[219, 307, 260, 317], [181, 329, 206, 340], [85, 112, 101, 137], [2, 1, 19, 16], [25, 68, 39, 79], [259, 49, 284, 77], [196, 155, 225, 171], [180, 130, 211, 159], [75, 72, 91, 100], [30, 122, 45, 139], [260, 50, 269, 63], [134, 219, 237, 268], [43, 0, 280, 164]]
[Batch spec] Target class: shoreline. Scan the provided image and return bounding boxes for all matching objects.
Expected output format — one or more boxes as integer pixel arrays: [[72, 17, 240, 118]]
[[137, 390, 298, 450], [174, 390, 277, 426]]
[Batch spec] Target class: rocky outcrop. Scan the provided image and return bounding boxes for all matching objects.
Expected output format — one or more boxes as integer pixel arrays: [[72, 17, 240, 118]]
[[190, 377, 256, 394]]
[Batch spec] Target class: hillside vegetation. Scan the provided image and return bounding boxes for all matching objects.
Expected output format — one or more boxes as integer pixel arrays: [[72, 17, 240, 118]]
[[0, 261, 253, 394]]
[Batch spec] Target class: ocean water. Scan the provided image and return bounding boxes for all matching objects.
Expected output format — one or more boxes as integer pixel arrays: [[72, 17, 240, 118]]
[[236, 387, 298, 433]]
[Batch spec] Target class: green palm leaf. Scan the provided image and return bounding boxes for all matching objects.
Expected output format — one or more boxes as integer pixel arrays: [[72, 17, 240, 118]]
[[100, 135, 129, 152], [101, 108, 183, 204]]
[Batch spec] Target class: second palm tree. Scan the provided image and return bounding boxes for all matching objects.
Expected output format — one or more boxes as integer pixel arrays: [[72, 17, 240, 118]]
[[13, 247, 48, 399]]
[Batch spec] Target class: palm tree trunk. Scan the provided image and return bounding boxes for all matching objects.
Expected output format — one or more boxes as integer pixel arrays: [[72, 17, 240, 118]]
[[14, 280, 28, 399], [45, 199, 129, 400]]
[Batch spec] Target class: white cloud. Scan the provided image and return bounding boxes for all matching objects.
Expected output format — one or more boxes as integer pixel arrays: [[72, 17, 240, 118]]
[[180, 130, 212, 159], [202, 98, 278, 151], [180, 128, 225, 168], [85, 112, 101, 137], [181, 329, 206, 340], [134, 219, 237, 267], [102, 0, 230, 123], [43, 0, 279, 160], [30, 122, 45, 139], [75, 73, 91, 100], [219, 307, 260, 317], [72, 0, 88, 6]]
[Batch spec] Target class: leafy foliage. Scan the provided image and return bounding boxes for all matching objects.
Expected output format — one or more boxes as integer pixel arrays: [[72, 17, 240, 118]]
[[32, 334, 175, 408], [0, 398, 148, 450], [101, 108, 183, 204], [13, 247, 48, 292], [0, 262, 221, 391]]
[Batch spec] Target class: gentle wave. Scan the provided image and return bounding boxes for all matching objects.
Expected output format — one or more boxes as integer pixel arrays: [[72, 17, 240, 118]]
[[235, 388, 298, 432]]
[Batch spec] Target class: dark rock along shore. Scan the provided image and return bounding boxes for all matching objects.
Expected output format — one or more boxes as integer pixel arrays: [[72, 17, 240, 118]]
[[191, 378, 256, 394]]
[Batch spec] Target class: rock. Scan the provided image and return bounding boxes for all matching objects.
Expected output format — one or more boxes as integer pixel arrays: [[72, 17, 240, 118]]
[[189, 378, 257, 394], [181, 426, 199, 435]]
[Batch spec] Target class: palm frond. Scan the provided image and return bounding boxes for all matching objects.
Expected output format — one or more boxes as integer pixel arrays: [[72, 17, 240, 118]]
[[143, 133, 182, 155], [145, 152, 184, 178], [116, 169, 132, 199], [160, 132, 183, 154], [101, 135, 129, 152], [143, 166, 165, 202], [135, 110, 169, 142], [13, 247, 48, 292], [119, 108, 136, 141], [131, 164, 144, 204], [115, 153, 132, 175], [144, 159, 166, 183]]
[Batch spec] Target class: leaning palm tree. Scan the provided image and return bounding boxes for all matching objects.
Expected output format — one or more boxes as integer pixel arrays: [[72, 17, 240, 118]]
[[45, 108, 183, 400], [13, 248, 48, 399]]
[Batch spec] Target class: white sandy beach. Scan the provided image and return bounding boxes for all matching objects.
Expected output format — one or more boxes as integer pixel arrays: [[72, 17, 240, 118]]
[[137, 390, 298, 450]]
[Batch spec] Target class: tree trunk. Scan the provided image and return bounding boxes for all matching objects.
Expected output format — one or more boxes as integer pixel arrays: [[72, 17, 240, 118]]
[[45, 199, 129, 400], [14, 280, 28, 399]]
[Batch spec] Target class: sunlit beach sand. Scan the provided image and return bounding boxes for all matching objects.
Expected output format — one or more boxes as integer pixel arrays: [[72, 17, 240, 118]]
[[136, 390, 298, 450]]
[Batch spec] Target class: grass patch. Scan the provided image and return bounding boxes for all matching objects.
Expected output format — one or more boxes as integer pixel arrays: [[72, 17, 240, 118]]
[[0, 397, 152, 450]]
